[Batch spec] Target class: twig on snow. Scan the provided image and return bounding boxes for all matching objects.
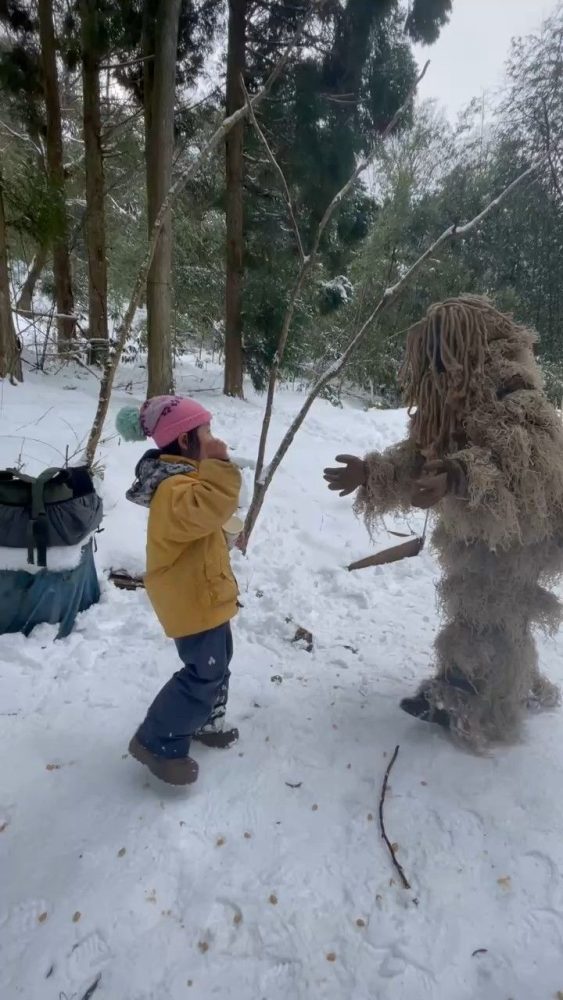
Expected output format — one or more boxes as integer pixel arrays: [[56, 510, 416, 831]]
[[81, 972, 102, 1000], [379, 745, 411, 890]]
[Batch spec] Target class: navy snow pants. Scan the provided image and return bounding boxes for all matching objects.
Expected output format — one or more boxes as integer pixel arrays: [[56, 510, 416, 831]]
[[137, 622, 233, 758]]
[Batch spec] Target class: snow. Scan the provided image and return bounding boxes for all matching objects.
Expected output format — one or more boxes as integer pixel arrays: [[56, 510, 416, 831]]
[[0, 534, 96, 574], [2, 358, 563, 1000]]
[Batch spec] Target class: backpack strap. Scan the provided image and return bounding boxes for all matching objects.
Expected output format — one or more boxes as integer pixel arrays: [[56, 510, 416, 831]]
[[28, 468, 73, 567], [0, 467, 75, 566]]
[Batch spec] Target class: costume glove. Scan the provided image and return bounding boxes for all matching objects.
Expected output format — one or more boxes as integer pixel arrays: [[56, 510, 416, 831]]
[[323, 455, 367, 497]]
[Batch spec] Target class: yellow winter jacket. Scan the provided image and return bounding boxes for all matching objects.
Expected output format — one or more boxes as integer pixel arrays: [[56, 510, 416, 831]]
[[144, 456, 241, 638]]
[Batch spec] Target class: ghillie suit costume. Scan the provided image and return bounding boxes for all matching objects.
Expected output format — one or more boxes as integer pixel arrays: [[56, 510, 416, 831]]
[[326, 296, 563, 749]]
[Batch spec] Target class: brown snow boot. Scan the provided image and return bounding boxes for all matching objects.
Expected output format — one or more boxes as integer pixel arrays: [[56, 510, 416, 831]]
[[192, 726, 239, 749], [128, 735, 199, 786]]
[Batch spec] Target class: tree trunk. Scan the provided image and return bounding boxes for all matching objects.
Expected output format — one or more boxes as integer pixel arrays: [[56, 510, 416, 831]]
[[143, 0, 181, 398], [0, 174, 22, 382], [223, 0, 246, 398], [16, 244, 48, 313], [81, 0, 108, 365], [37, 0, 75, 353]]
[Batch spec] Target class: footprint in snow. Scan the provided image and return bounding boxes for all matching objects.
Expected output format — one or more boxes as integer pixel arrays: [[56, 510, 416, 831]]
[[64, 931, 112, 983], [0, 898, 51, 935], [260, 957, 303, 999], [201, 898, 247, 955], [515, 849, 563, 914], [46, 931, 111, 998]]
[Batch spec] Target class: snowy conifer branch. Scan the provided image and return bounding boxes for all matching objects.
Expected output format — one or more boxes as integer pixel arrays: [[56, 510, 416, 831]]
[[242, 153, 547, 549]]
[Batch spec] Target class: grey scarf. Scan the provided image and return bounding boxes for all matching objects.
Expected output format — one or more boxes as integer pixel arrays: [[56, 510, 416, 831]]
[[126, 449, 195, 508]]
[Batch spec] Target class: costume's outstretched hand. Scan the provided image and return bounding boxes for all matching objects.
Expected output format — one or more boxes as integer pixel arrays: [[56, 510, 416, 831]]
[[323, 455, 366, 497], [411, 460, 449, 509]]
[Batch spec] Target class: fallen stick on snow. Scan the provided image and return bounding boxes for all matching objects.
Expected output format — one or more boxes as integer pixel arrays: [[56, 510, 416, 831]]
[[109, 569, 145, 590], [349, 512, 430, 571], [379, 745, 411, 890], [348, 536, 424, 571]]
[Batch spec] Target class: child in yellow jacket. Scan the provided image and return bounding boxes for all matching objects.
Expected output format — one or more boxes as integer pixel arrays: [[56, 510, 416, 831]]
[[116, 396, 241, 786]]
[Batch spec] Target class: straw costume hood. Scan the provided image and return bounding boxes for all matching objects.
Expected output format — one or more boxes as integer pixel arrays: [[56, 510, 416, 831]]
[[327, 296, 563, 749]]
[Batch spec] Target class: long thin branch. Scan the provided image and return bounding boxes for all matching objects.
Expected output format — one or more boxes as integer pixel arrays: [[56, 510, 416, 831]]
[[379, 746, 411, 890], [83, 12, 315, 467], [311, 61, 431, 264], [541, 97, 563, 202], [242, 154, 547, 545], [250, 61, 430, 487], [293, 156, 547, 443], [0, 119, 43, 156], [13, 307, 80, 322], [243, 78, 305, 263], [101, 53, 155, 71]]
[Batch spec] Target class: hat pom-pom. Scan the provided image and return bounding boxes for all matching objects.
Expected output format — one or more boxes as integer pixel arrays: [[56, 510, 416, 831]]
[[116, 406, 146, 442]]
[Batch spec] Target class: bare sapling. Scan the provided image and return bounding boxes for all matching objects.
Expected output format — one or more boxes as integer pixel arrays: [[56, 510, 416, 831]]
[[241, 140, 548, 549]]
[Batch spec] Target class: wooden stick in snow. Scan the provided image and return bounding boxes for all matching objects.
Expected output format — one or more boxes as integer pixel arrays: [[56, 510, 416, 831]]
[[379, 745, 411, 890], [241, 153, 547, 547], [348, 536, 424, 571]]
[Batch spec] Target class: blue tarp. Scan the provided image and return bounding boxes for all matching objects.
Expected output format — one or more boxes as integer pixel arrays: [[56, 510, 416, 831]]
[[0, 539, 100, 639]]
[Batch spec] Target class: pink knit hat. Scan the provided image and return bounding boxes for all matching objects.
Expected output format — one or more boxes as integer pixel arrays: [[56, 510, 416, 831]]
[[140, 395, 212, 448]]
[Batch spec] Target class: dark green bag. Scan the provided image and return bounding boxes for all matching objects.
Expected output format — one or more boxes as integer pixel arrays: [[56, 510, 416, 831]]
[[0, 466, 103, 568]]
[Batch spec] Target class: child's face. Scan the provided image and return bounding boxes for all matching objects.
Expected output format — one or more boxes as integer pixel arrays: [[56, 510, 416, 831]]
[[178, 424, 228, 462], [197, 424, 229, 462]]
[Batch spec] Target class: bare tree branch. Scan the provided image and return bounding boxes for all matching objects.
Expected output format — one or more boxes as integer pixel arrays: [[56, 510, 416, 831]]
[[242, 154, 547, 548], [13, 307, 80, 322], [101, 53, 155, 71], [541, 96, 563, 201], [243, 77, 305, 263], [0, 118, 43, 156]]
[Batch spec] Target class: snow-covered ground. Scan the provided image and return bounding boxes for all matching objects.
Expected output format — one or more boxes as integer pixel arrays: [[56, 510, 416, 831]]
[[2, 358, 563, 1000]]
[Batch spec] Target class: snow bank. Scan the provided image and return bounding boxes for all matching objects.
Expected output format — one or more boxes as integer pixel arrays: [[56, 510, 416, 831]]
[[0, 534, 96, 574]]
